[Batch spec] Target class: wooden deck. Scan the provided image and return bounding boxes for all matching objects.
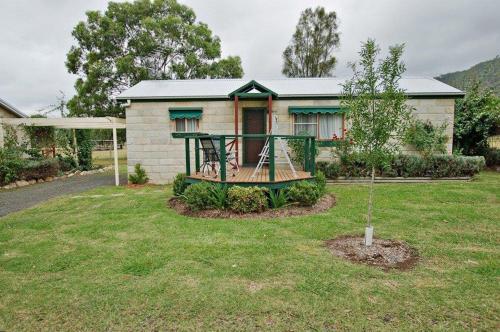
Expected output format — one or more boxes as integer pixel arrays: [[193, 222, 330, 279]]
[[187, 167, 312, 185]]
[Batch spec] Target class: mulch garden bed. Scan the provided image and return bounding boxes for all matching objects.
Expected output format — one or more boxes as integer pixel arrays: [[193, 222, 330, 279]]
[[325, 236, 419, 271], [168, 194, 336, 219]]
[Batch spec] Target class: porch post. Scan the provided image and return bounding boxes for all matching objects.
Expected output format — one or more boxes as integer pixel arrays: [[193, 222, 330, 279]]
[[194, 137, 200, 173], [268, 94, 272, 133], [310, 137, 316, 176], [185, 137, 191, 176], [269, 135, 275, 182], [304, 138, 310, 172], [112, 125, 119, 186], [234, 96, 239, 162], [219, 136, 226, 182]]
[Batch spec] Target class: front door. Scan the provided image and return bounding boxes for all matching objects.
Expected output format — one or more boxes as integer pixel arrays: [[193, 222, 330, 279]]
[[243, 108, 266, 165]]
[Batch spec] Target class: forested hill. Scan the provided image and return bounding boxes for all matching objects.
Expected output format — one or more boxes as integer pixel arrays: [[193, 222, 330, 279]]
[[435, 56, 500, 95]]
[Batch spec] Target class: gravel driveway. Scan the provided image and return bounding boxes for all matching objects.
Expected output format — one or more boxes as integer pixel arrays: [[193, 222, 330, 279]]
[[0, 171, 128, 217]]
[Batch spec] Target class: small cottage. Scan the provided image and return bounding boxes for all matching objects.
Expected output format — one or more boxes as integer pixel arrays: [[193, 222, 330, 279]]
[[117, 78, 463, 184]]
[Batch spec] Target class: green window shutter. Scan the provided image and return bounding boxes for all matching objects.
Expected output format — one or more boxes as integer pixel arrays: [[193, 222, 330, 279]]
[[288, 106, 343, 115], [169, 107, 203, 120]]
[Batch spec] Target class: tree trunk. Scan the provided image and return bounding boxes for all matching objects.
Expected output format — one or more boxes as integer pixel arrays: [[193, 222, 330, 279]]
[[367, 165, 375, 228]]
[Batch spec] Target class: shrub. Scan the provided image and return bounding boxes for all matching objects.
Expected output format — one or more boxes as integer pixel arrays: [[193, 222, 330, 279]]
[[227, 186, 268, 213], [287, 181, 321, 206], [317, 161, 341, 179], [484, 148, 500, 167], [209, 184, 228, 210], [0, 148, 24, 185], [183, 181, 218, 211], [128, 163, 149, 184], [404, 119, 448, 157], [20, 159, 60, 181], [269, 189, 288, 209], [172, 173, 188, 196], [315, 171, 327, 195], [57, 154, 77, 172], [76, 129, 94, 171], [316, 154, 484, 179]]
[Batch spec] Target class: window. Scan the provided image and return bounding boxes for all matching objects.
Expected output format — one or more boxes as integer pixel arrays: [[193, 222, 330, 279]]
[[175, 118, 198, 132], [294, 113, 343, 139]]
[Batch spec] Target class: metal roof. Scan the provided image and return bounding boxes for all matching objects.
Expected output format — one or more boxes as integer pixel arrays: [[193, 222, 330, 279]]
[[117, 77, 464, 101], [0, 98, 27, 118]]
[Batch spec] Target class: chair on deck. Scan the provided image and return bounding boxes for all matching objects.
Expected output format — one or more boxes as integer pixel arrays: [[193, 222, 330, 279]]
[[199, 137, 239, 178]]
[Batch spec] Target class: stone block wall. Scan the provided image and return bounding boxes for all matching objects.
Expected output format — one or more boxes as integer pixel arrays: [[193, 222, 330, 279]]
[[126, 97, 455, 183]]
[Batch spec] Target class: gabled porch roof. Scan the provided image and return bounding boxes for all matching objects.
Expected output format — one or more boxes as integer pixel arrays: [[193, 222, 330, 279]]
[[228, 80, 278, 100]]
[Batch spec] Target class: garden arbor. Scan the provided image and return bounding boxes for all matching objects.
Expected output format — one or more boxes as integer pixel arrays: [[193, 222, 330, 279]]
[[0, 117, 126, 186]]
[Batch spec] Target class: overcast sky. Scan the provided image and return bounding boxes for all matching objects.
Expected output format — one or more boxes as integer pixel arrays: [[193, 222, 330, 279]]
[[0, 0, 498, 114]]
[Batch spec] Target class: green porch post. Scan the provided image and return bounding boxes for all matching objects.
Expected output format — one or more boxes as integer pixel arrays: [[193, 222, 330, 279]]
[[269, 136, 275, 182], [194, 137, 200, 173], [185, 137, 191, 176], [310, 137, 316, 176], [219, 136, 226, 182], [304, 138, 310, 172]]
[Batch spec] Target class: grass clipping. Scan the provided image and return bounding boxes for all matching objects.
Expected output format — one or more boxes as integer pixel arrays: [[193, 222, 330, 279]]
[[325, 236, 419, 271]]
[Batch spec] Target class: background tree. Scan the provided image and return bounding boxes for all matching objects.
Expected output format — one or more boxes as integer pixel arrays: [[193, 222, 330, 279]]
[[342, 39, 412, 245], [454, 81, 500, 156], [66, 0, 244, 117], [282, 7, 340, 77]]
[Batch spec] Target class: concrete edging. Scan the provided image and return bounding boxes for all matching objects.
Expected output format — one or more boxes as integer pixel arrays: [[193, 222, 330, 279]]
[[327, 176, 472, 184]]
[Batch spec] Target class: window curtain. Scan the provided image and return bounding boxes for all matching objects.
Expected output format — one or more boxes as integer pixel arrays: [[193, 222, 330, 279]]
[[294, 114, 317, 136], [319, 114, 342, 139]]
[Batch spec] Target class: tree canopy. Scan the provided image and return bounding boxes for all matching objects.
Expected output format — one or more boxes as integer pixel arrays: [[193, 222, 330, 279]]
[[342, 39, 412, 233], [454, 82, 500, 155], [66, 0, 244, 117], [282, 7, 340, 78]]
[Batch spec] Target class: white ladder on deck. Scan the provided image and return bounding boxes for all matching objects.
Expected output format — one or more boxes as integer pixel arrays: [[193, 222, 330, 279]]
[[251, 115, 297, 179]]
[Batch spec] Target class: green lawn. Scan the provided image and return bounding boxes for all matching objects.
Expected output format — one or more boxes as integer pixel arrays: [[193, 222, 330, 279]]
[[0, 173, 498, 331]]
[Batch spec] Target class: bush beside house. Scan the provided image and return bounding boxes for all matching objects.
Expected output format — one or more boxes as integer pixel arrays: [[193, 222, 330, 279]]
[[316, 154, 485, 179]]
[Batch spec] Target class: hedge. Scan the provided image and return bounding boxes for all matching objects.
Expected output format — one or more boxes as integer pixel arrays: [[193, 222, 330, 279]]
[[316, 154, 485, 179]]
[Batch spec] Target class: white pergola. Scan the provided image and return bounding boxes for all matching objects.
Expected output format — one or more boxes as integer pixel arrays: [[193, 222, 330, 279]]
[[0, 117, 126, 186]]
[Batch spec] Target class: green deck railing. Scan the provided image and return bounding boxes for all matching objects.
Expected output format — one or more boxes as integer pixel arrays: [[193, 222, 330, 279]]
[[182, 134, 316, 183]]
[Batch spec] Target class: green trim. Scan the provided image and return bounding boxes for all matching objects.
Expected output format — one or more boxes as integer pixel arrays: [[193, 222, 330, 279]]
[[228, 80, 278, 98], [288, 106, 343, 114], [317, 140, 343, 147], [184, 177, 315, 189], [171, 132, 206, 138], [234, 92, 272, 99], [169, 108, 203, 120]]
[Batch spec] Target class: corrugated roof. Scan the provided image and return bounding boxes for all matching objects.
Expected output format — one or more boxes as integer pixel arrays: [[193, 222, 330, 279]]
[[116, 77, 464, 100], [0, 98, 27, 118]]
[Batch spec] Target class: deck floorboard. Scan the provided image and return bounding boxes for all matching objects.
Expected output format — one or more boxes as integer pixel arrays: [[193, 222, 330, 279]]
[[187, 167, 312, 184]]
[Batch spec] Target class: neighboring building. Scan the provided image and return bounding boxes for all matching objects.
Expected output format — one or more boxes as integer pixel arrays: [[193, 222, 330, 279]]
[[0, 98, 27, 147], [117, 78, 463, 184]]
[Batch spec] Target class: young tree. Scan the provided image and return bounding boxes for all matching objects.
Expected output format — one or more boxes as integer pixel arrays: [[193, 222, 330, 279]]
[[66, 0, 244, 117], [454, 82, 500, 156], [282, 7, 340, 78], [342, 39, 412, 245]]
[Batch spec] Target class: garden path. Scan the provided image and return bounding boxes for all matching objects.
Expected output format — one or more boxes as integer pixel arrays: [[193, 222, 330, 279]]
[[0, 170, 128, 217]]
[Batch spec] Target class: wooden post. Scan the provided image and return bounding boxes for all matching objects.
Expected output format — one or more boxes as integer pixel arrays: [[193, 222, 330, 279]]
[[234, 96, 239, 163], [310, 137, 316, 176], [219, 136, 226, 182], [194, 137, 200, 173], [112, 126, 119, 186], [268, 94, 272, 133], [304, 138, 310, 172], [269, 135, 275, 182], [185, 137, 191, 176], [72, 129, 79, 166]]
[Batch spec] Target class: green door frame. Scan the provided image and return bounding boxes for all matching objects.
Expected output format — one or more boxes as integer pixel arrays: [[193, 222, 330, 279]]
[[242, 107, 267, 165]]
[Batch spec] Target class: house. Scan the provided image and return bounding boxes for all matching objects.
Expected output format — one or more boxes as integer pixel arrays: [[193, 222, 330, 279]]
[[0, 98, 27, 147], [117, 77, 463, 184]]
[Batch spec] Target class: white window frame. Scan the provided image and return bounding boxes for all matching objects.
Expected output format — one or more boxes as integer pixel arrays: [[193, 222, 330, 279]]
[[174, 118, 199, 133], [293, 113, 345, 140]]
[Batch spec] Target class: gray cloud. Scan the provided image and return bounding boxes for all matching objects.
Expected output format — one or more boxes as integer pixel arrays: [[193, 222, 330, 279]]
[[1, 0, 498, 114]]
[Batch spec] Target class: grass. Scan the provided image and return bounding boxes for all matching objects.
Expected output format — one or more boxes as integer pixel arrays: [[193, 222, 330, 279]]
[[92, 148, 127, 167], [0, 172, 498, 331]]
